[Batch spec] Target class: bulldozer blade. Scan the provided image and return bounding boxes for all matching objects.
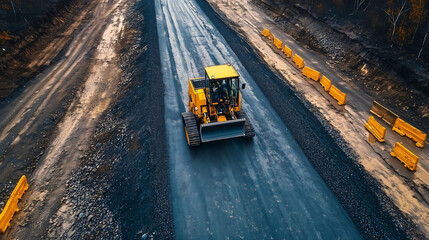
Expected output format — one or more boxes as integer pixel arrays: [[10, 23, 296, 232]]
[[200, 119, 246, 143]]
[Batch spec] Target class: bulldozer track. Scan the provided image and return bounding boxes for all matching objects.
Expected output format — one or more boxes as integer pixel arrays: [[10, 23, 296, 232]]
[[237, 111, 255, 138], [182, 112, 201, 147]]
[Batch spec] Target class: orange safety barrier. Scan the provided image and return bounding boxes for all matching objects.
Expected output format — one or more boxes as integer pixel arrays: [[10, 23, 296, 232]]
[[292, 54, 304, 69], [329, 85, 346, 106], [262, 28, 270, 37], [0, 175, 29, 233], [302, 66, 320, 81], [0, 31, 11, 41], [392, 118, 426, 148], [282, 45, 292, 58], [269, 32, 275, 42], [320, 75, 331, 92], [365, 116, 386, 142], [390, 142, 419, 171], [370, 101, 398, 126], [273, 37, 283, 49]]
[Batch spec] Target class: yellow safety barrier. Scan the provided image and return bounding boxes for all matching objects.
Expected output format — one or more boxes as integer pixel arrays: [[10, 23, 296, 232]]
[[365, 116, 386, 142], [282, 45, 292, 58], [392, 118, 426, 148], [262, 28, 270, 37], [0, 175, 29, 233], [269, 32, 275, 42], [293, 54, 304, 69], [390, 142, 419, 171], [320, 75, 331, 92], [0, 31, 11, 41], [273, 37, 283, 49], [329, 85, 346, 105], [302, 66, 320, 81], [370, 101, 398, 126]]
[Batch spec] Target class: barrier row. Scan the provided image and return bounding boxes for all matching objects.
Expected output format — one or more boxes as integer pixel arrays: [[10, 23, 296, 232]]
[[0, 175, 29, 233], [261, 28, 425, 171], [262, 28, 347, 106], [369, 101, 426, 148], [366, 101, 426, 171]]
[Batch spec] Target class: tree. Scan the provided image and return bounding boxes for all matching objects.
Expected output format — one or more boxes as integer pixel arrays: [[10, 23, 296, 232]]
[[351, 0, 370, 15], [384, 0, 409, 44], [418, 23, 429, 59], [409, 0, 426, 43]]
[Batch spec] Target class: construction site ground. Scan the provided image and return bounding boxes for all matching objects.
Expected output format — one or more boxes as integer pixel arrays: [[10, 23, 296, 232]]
[[0, 0, 428, 239]]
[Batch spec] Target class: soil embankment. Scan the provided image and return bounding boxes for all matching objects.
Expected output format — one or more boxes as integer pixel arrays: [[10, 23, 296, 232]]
[[0, 0, 92, 100], [253, 0, 429, 133]]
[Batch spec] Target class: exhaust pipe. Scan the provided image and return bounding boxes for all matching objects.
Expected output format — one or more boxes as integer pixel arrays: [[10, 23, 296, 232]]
[[200, 119, 246, 143]]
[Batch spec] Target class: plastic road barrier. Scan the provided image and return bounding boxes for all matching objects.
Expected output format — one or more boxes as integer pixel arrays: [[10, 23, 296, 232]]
[[392, 118, 426, 148], [365, 116, 386, 142], [269, 32, 275, 42], [320, 75, 331, 91], [391, 142, 419, 171], [302, 66, 320, 81], [0, 175, 29, 233], [282, 45, 292, 58], [370, 101, 398, 126], [273, 37, 283, 49], [262, 28, 270, 37], [293, 54, 304, 69], [329, 85, 346, 106]]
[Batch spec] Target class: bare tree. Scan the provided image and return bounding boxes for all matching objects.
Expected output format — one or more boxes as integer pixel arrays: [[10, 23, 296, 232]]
[[351, 0, 369, 15], [363, 0, 372, 12], [384, 0, 409, 43], [418, 24, 429, 59], [306, 0, 314, 13], [10, 0, 17, 17], [411, 0, 424, 43]]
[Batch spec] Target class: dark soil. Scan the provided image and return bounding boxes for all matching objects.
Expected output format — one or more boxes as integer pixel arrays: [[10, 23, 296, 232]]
[[197, 0, 425, 239], [253, 0, 429, 134], [0, 0, 92, 100], [0, 0, 62, 33]]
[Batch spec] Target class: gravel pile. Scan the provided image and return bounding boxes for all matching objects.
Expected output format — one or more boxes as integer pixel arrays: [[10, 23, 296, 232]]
[[305, 22, 346, 61], [46, 115, 126, 239]]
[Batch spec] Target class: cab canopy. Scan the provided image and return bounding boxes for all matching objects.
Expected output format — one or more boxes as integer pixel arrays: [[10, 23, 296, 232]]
[[205, 64, 239, 80]]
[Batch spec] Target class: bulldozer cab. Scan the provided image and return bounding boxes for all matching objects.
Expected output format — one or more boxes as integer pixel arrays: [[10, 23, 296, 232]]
[[208, 77, 239, 105], [205, 64, 240, 108]]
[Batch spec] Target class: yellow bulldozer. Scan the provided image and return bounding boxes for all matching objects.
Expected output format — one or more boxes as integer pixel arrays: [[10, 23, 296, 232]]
[[182, 64, 255, 147]]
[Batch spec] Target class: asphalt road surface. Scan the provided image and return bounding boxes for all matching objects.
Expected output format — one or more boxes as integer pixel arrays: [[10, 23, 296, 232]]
[[155, 0, 362, 239]]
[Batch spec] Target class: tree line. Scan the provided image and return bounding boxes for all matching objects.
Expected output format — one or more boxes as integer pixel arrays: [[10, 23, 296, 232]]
[[280, 0, 429, 60]]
